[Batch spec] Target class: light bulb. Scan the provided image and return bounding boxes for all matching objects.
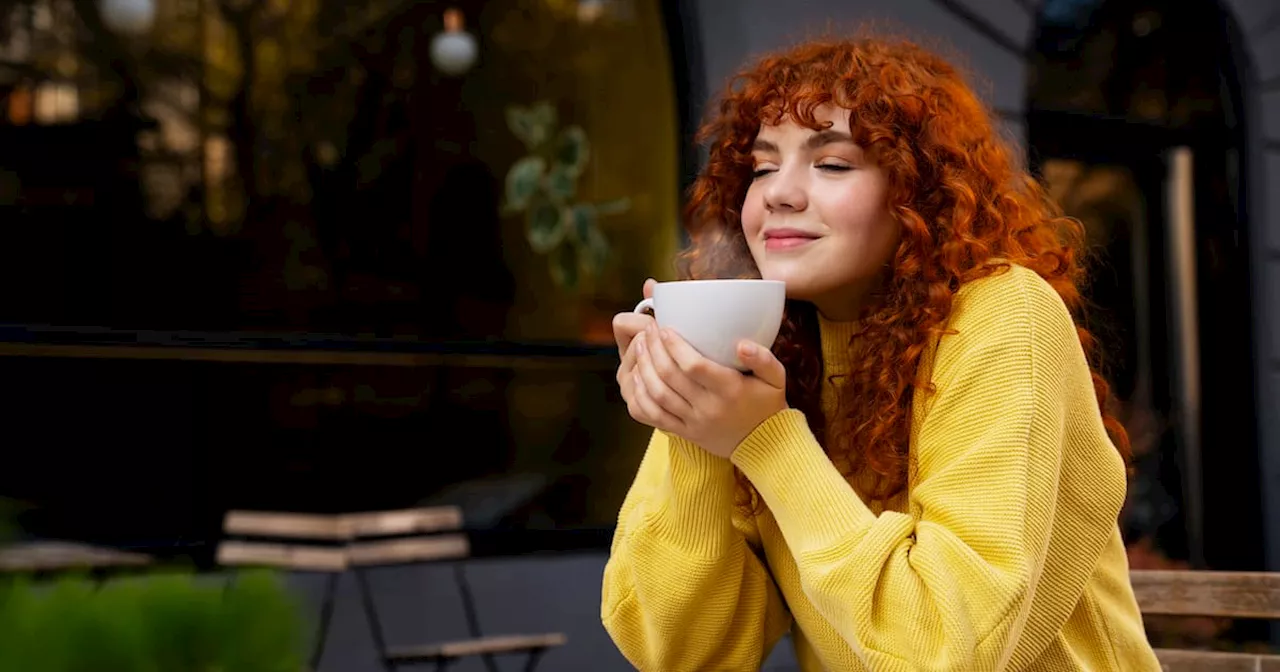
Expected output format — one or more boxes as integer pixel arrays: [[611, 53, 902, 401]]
[[99, 0, 156, 35], [430, 8, 478, 76]]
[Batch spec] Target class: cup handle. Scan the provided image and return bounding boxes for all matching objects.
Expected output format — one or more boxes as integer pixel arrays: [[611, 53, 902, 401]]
[[633, 297, 655, 315]]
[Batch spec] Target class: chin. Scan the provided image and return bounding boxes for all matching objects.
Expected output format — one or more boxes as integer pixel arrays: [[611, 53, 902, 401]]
[[782, 285, 824, 303], [759, 268, 819, 300]]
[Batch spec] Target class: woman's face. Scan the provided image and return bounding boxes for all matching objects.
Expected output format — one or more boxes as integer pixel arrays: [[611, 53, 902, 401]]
[[740, 104, 900, 320]]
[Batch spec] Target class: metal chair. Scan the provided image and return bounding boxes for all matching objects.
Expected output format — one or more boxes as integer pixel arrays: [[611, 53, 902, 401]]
[[217, 507, 565, 672]]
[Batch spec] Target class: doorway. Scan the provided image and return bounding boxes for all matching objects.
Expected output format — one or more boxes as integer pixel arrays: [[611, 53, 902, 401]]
[[1028, 0, 1260, 578]]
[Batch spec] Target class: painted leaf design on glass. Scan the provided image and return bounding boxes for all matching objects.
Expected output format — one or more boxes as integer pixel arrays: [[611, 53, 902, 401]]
[[566, 203, 596, 243], [506, 101, 557, 150], [549, 240, 580, 289], [525, 200, 565, 253], [555, 125, 590, 176], [504, 156, 546, 211], [500, 100, 627, 288], [545, 164, 578, 203]]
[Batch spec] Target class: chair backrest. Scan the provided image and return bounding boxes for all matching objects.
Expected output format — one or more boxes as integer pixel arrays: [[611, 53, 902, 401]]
[[0, 541, 153, 573], [217, 506, 469, 571], [1131, 569, 1280, 620], [1131, 569, 1280, 671]]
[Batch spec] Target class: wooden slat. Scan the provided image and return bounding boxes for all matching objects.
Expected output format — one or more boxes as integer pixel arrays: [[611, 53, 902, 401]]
[[223, 507, 463, 541], [1131, 570, 1280, 619], [345, 507, 463, 538], [216, 541, 348, 572], [223, 511, 353, 541], [0, 542, 153, 572], [1154, 648, 1280, 672], [347, 534, 469, 566], [387, 633, 567, 661]]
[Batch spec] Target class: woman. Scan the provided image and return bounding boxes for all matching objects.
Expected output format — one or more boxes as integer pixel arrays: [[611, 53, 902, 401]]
[[601, 37, 1160, 671]]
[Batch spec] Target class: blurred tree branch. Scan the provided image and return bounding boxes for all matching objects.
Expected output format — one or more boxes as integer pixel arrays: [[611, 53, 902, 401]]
[[67, 0, 142, 112]]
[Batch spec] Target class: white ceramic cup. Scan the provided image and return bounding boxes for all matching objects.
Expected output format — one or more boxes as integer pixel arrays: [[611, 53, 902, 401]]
[[633, 279, 786, 371]]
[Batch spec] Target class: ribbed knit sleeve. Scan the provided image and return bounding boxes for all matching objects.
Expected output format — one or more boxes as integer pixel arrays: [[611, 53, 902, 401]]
[[601, 429, 792, 671], [730, 268, 1129, 671]]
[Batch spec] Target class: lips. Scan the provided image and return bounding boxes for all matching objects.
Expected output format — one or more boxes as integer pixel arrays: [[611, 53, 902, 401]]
[[763, 228, 820, 251]]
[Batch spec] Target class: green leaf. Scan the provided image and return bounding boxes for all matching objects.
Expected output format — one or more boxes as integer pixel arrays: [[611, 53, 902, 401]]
[[506, 101, 557, 150], [544, 164, 578, 203], [554, 125, 590, 176], [505, 107, 537, 149], [529, 101, 557, 139], [549, 241, 579, 289], [566, 204, 597, 243], [525, 200, 565, 253], [504, 156, 546, 212]]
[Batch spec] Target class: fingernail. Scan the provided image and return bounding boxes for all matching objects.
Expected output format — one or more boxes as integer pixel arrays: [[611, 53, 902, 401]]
[[660, 328, 672, 341], [740, 341, 756, 356]]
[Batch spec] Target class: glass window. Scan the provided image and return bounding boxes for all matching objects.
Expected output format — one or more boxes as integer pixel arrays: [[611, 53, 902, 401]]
[[0, 0, 682, 345], [0, 0, 684, 552]]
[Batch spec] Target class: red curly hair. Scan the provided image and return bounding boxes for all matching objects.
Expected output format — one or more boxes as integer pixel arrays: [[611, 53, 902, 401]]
[[678, 37, 1130, 510]]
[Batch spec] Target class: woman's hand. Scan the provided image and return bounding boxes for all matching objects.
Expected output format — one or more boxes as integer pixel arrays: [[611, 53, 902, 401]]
[[614, 279, 658, 417], [629, 325, 788, 458]]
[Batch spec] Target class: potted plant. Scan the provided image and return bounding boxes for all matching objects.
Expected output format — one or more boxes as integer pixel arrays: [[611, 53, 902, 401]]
[[0, 569, 305, 671]]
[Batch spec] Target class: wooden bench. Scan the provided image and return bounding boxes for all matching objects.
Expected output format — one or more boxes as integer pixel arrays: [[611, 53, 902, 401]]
[[217, 507, 566, 672], [0, 540, 153, 575], [1132, 569, 1280, 670]]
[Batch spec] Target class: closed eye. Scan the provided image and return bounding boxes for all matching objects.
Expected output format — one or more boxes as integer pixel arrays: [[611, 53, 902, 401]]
[[752, 168, 777, 179], [817, 164, 852, 173]]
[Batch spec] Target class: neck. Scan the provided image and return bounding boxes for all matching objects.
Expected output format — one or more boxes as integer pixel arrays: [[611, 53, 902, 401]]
[[807, 274, 883, 321], [816, 312, 860, 378]]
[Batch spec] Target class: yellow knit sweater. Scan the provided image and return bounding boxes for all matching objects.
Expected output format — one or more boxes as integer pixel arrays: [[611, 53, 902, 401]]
[[601, 265, 1161, 671]]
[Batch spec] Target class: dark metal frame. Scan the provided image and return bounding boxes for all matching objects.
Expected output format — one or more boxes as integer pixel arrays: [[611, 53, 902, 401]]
[[659, 0, 707, 197], [347, 563, 553, 672], [308, 572, 342, 671]]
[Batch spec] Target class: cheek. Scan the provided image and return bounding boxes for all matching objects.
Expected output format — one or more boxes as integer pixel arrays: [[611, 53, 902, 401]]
[[740, 189, 765, 236], [826, 183, 890, 238]]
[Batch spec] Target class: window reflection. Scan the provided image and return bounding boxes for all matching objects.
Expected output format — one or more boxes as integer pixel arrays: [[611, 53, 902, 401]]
[[0, 0, 681, 344], [0, 0, 683, 547]]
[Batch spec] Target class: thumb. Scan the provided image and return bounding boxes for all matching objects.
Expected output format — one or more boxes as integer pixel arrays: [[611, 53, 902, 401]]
[[738, 341, 785, 389], [643, 278, 657, 299]]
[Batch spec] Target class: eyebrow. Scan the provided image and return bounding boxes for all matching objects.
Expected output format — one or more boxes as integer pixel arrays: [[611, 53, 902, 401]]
[[751, 130, 858, 153]]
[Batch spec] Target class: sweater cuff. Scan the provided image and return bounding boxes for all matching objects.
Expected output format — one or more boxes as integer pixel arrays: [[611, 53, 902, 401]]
[[643, 432, 738, 556], [730, 409, 875, 553]]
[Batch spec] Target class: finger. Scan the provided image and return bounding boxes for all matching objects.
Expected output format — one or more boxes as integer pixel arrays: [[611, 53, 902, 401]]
[[659, 328, 739, 390], [635, 332, 695, 418], [617, 330, 646, 392], [642, 325, 705, 403], [631, 368, 685, 432], [613, 311, 655, 358], [738, 341, 786, 389], [642, 278, 657, 300]]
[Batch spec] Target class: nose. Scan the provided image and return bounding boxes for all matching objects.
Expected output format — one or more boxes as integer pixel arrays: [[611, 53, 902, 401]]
[[763, 164, 808, 213]]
